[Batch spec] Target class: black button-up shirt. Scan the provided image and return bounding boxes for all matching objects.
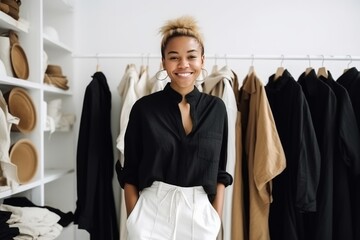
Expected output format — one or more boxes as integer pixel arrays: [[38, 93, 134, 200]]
[[118, 83, 233, 200]]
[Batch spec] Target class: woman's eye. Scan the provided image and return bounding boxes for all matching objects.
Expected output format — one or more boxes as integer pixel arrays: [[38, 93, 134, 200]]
[[169, 56, 178, 60]]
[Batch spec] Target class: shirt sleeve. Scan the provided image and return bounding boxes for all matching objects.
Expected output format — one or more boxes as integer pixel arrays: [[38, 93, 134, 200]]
[[217, 102, 233, 187], [295, 93, 321, 212], [253, 87, 286, 204], [116, 102, 142, 189]]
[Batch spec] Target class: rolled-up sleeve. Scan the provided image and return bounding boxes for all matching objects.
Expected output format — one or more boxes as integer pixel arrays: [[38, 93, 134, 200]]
[[117, 103, 141, 189], [217, 109, 233, 187]]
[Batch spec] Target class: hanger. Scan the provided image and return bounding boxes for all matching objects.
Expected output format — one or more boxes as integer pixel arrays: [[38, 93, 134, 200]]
[[343, 55, 352, 73], [274, 55, 285, 80], [96, 53, 100, 72], [305, 54, 313, 75], [248, 54, 255, 75], [211, 54, 219, 74], [317, 55, 328, 78]]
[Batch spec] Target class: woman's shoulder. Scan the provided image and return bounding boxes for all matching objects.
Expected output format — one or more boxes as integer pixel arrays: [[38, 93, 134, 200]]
[[132, 91, 164, 109], [200, 92, 226, 107]]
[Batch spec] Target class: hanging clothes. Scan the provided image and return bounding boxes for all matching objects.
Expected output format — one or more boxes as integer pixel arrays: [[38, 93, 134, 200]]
[[337, 67, 360, 240], [74, 71, 119, 240], [116, 64, 139, 156], [238, 71, 286, 240], [135, 64, 150, 98], [115, 64, 139, 240], [265, 70, 321, 240], [231, 111, 245, 240], [297, 69, 336, 240], [202, 65, 238, 240], [320, 72, 360, 240]]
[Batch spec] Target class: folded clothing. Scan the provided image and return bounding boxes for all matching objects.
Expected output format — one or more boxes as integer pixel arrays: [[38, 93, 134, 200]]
[[4, 197, 74, 227]]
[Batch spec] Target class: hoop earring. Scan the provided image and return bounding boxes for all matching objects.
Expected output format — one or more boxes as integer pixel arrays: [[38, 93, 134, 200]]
[[196, 68, 208, 82], [155, 69, 168, 81]]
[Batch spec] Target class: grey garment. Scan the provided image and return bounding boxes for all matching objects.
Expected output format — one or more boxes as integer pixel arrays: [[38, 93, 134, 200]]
[[0, 90, 20, 188]]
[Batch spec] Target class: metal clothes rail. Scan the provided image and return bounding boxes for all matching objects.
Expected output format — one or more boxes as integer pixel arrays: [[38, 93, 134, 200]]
[[72, 53, 360, 62]]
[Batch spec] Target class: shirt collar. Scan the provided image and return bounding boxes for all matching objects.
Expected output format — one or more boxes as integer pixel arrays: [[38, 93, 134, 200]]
[[267, 69, 292, 91], [163, 82, 201, 104]]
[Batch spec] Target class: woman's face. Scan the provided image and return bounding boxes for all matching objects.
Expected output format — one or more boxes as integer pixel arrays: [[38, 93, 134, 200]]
[[163, 36, 204, 94]]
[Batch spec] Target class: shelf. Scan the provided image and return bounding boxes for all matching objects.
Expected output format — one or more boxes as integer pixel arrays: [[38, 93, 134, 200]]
[[0, 2, 76, 238], [43, 168, 74, 184], [43, 0, 74, 12], [43, 83, 72, 95], [0, 178, 41, 199], [0, 168, 74, 199], [43, 34, 72, 53], [0, 76, 42, 90], [0, 11, 29, 33]]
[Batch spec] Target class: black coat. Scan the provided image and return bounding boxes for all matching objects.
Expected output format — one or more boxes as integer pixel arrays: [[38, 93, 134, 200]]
[[74, 72, 119, 240], [337, 68, 360, 240], [265, 70, 321, 240], [298, 69, 337, 240]]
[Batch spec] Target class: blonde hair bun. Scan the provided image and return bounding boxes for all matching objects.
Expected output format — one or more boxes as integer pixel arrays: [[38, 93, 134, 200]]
[[160, 15, 204, 57]]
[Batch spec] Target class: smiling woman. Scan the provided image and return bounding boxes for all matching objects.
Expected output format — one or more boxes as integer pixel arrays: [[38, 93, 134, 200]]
[[162, 36, 204, 95], [116, 15, 233, 240]]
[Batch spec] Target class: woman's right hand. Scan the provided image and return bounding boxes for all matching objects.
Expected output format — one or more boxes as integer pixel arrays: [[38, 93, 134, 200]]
[[124, 183, 139, 217]]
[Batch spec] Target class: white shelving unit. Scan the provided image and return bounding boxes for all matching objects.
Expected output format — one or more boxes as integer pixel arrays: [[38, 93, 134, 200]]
[[0, 0, 76, 239]]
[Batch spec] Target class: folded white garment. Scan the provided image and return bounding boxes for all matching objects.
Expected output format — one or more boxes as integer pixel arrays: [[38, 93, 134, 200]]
[[0, 204, 62, 240]]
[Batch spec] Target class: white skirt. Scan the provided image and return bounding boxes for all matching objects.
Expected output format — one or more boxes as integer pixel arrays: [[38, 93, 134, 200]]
[[126, 181, 221, 240]]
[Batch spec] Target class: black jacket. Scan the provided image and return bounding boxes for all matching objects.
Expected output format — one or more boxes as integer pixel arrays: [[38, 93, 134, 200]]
[[265, 70, 321, 240], [297, 69, 337, 240], [74, 72, 119, 240]]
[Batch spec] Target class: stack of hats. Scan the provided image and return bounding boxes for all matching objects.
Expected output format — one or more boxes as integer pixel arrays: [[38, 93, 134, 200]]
[[44, 64, 69, 90], [0, 0, 21, 20]]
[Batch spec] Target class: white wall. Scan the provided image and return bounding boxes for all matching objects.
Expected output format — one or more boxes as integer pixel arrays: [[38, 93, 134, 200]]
[[72, 0, 360, 238], [74, 0, 360, 80]]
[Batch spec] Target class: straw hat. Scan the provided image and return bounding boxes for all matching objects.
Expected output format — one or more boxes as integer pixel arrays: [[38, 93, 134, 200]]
[[9, 138, 38, 184], [0, 0, 20, 20], [10, 42, 29, 79], [4, 87, 37, 133], [45, 64, 69, 90], [0, 3, 10, 14], [8, 30, 29, 80]]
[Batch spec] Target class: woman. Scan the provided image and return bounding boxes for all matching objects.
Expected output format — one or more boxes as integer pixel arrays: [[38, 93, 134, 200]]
[[117, 15, 233, 240]]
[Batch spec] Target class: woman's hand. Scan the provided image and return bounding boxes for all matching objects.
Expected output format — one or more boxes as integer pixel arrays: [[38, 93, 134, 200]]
[[124, 183, 139, 217]]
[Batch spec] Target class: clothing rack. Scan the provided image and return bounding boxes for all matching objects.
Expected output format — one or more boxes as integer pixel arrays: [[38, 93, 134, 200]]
[[73, 53, 360, 62]]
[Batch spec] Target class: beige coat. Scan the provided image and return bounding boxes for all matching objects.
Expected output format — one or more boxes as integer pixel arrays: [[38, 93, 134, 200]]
[[238, 72, 286, 240]]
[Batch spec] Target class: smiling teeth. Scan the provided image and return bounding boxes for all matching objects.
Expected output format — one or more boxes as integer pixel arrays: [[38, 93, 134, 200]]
[[177, 73, 191, 77]]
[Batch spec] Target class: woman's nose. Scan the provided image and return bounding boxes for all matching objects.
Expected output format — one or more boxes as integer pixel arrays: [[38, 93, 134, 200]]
[[178, 58, 189, 68]]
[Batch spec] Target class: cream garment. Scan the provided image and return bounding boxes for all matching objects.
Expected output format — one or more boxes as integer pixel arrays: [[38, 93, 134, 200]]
[[116, 64, 139, 240], [231, 112, 245, 240], [239, 71, 286, 240], [0, 90, 20, 190], [202, 65, 238, 240], [0, 203, 62, 239], [135, 65, 150, 98], [116, 64, 139, 156], [150, 67, 170, 93]]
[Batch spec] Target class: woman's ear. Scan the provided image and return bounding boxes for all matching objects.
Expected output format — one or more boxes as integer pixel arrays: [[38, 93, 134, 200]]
[[161, 58, 165, 69], [201, 55, 205, 66]]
